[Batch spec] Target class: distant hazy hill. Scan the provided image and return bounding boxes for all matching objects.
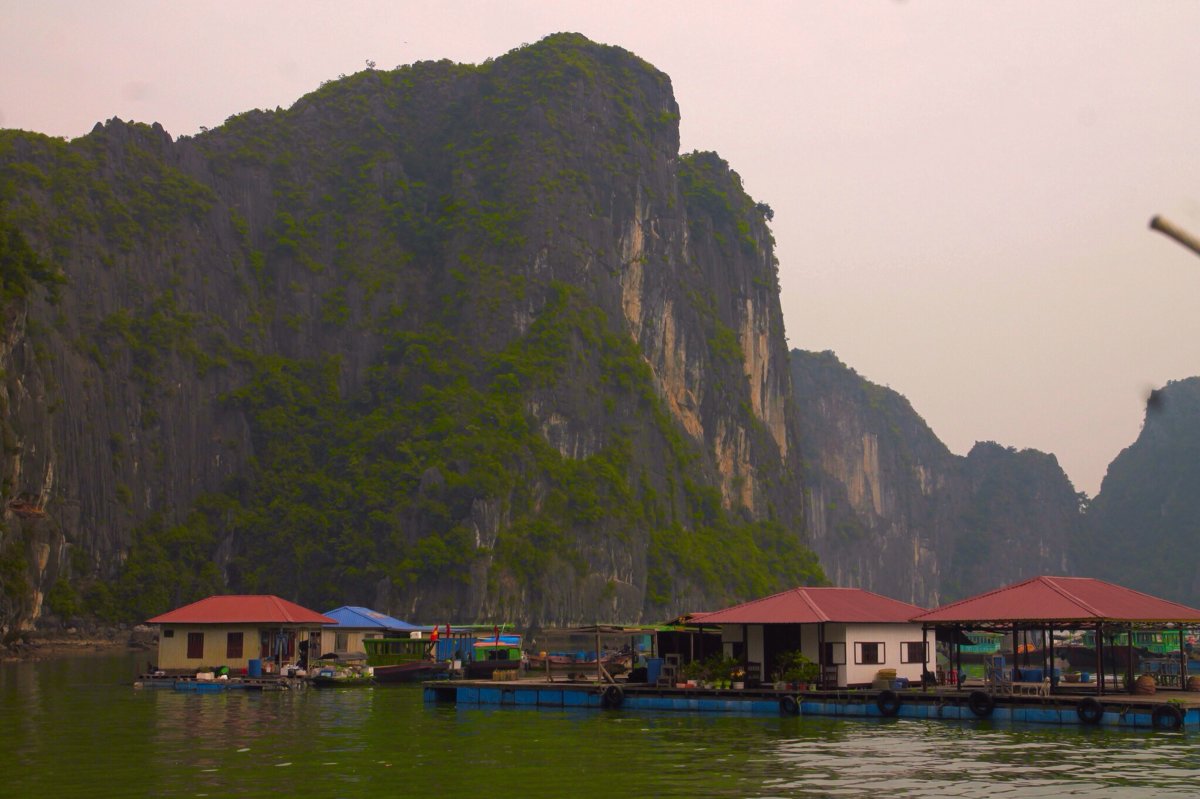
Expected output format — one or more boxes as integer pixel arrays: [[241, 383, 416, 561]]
[[1077, 377, 1200, 605], [790, 349, 1082, 606], [0, 34, 823, 637]]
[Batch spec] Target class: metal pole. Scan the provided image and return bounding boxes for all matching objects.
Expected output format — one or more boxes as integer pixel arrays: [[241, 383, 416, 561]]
[[1150, 215, 1200, 258]]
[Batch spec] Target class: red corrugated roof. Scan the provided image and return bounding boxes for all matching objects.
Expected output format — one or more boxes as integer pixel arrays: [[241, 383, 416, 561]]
[[693, 586, 928, 624], [913, 576, 1200, 623], [147, 595, 335, 625]]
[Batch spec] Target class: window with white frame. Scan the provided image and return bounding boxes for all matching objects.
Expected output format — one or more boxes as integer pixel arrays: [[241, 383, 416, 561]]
[[823, 641, 846, 665], [901, 641, 927, 664], [854, 641, 884, 665]]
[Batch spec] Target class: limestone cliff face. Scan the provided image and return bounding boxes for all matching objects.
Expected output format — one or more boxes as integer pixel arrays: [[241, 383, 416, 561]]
[[792, 350, 1078, 606], [0, 34, 813, 636], [1079, 378, 1200, 606]]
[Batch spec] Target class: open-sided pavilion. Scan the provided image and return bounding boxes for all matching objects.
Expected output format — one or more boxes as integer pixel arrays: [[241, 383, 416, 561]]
[[913, 575, 1200, 695]]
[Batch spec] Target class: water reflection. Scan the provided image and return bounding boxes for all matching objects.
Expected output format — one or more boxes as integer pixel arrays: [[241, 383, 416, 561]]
[[3, 653, 1200, 797]]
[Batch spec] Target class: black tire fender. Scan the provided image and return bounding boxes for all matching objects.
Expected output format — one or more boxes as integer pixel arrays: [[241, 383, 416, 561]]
[[967, 690, 995, 718], [876, 689, 901, 717], [601, 684, 624, 709], [1077, 697, 1104, 725], [1151, 703, 1184, 731], [780, 694, 800, 716]]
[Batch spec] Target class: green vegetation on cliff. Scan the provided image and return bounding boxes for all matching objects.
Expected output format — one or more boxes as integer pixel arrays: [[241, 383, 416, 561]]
[[1, 34, 821, 629]]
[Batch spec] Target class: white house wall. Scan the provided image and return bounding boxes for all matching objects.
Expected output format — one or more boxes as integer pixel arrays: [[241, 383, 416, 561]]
[[748, 625, 764, 675], [800, 623, 824, 683], [714, 622, 935, 688], [720, 625, 743, 654], [839, 623, 934, 687]]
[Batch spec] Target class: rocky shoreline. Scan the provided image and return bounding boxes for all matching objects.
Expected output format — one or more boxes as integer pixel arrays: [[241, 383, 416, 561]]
[[1, 625, 157, 661]]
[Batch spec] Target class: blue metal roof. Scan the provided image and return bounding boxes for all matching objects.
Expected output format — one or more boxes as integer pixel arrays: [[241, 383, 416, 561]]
[[321, 606, 420, 631]]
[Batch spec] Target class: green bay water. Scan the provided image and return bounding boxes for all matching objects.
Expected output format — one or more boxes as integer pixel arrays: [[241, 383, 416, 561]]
[[3, 652, 1199, 798]]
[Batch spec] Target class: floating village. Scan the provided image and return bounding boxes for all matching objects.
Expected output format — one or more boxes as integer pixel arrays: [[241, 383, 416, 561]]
[[134, 574, 1200, 732]]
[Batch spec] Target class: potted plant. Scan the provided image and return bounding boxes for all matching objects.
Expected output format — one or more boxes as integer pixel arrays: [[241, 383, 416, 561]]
[[775, 650, 819, 691], [681, 659, 705, 688], [710, 655, 740, 689]]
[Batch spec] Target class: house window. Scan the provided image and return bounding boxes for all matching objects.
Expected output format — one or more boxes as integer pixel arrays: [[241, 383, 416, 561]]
[[823, 641, 846, 665], [163, 629, 174, 638], [336, 632, 349, 651], [187, 632, 204, 659], [227, 632, 244, 659], [901, 641, 927, 664], [854, 642, 884, 665]]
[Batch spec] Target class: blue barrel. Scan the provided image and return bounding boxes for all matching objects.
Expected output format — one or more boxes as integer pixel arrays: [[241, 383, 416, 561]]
[[646, 658, 663, 685], [248, 658, 262, 678]]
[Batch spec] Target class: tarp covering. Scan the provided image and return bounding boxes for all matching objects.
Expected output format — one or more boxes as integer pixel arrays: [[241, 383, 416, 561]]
[[321, 606, 419, 631]]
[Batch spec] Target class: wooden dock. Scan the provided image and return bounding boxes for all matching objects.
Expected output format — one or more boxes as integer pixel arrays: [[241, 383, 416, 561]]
[[425, 676, 1200, 731]]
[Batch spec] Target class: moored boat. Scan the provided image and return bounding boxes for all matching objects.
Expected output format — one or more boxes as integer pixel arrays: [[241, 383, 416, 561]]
[[465, 637, 523, 679], [363, 636, 449, 683]]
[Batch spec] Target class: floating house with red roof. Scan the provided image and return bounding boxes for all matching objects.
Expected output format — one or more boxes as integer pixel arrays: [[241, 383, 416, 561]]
[[147, 595, 335, 674], [693, 586, 934, 689]]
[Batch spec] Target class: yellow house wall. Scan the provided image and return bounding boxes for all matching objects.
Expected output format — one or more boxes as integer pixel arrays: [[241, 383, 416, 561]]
[[156, 624, 262, 671], [318, 629, 388, 655]]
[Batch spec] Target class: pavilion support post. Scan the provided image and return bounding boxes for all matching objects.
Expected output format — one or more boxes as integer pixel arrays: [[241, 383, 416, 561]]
[[1047, 626, 1055, 694], [1012, 623, 1019, 679], [1126, 623, 1134, 693], [955, 626, 963, 692], [1179, 626, 1188, 686], [741, 624, 748, 679], [1095, 623, 1104, 696], [921, 626, 929, 692], [817, 623, 826, 690]]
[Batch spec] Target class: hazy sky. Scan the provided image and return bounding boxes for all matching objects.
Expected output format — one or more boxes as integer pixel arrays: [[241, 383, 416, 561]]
[[4, 1, 1200, 496]]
